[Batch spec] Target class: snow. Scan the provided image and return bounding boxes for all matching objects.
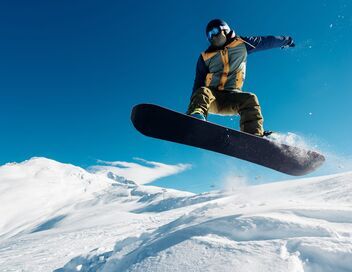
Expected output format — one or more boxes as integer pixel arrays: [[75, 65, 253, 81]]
[[0, 158, 352, 271]]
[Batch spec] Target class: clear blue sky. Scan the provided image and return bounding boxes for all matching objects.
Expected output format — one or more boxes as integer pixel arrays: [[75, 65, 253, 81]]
[[1, 0, 351, 192]]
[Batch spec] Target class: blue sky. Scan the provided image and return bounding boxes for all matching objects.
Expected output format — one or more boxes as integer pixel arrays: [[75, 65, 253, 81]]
[[1, 0, 352, 192]]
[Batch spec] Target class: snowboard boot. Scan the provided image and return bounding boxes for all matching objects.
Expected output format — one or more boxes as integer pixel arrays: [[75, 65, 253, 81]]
[[262, 130, 273, 137], [254, 130, 273, 137], [190, 113, 206, 121]]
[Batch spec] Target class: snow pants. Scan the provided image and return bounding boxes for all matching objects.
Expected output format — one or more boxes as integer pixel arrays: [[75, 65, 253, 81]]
[[187, 87, 264, 136]]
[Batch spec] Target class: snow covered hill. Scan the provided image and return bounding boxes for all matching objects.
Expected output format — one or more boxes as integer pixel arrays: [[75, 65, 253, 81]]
[[0, 158, 351, 272]]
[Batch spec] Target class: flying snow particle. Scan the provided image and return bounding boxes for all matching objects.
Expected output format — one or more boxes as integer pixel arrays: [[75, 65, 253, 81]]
[[329, 24, 333, 28]]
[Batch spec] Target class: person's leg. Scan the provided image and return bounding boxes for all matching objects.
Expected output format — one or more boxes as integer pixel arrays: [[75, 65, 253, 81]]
[[186, 87, 216, 118], [238, 92, 264, 135], [215, 91, 264, 136]]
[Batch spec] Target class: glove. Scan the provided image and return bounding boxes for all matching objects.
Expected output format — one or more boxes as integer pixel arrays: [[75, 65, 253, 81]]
[[281, 36, 295, 49]]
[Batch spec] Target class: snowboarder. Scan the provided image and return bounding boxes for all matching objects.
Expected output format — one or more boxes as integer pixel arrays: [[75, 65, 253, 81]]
[[187, 19, 295, 136]]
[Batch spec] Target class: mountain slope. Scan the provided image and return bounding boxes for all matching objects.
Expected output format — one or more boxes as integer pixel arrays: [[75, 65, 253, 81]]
[[92, 172, 352, 272], [0, 158, 351, 272]]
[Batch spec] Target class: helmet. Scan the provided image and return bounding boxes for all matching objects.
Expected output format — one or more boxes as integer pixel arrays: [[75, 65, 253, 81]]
[[205, 19, 231, 40]]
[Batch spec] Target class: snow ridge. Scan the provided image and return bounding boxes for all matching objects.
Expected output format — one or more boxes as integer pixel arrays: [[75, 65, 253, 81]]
[[0, 158, 351, 272]]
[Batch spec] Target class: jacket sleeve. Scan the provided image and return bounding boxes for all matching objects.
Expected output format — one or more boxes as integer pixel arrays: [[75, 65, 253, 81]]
[[192, 55, 209, 93], [241, 36, 293, 54]]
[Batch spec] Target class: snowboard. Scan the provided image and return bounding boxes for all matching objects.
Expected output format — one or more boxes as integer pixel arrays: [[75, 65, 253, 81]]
[[131, 103, 325, 176]]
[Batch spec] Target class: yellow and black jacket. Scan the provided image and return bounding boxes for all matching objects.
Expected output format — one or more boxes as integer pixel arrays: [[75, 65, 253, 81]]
[[192, 35, 293, 93]]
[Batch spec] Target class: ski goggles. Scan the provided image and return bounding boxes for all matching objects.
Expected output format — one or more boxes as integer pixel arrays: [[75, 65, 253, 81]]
[[207, 25, 230, 40], [207, 27, 221, 40]]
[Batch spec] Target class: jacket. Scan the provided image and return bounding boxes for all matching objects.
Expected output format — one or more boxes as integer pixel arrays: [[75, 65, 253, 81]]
[[192, 35, 293, 93]]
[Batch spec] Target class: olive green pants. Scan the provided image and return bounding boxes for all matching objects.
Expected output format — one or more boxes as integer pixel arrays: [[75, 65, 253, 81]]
[[187, 87, 264, 135]]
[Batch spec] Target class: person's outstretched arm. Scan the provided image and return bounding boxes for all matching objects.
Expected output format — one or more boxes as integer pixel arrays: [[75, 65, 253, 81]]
[[241, 36, 295, 54]]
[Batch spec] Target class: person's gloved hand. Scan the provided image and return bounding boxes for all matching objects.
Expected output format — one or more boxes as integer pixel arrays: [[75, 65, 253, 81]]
[[281, 36, 295, 49]]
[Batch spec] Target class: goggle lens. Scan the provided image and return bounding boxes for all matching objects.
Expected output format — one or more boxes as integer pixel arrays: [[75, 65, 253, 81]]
[[207, 27, 220, 39]]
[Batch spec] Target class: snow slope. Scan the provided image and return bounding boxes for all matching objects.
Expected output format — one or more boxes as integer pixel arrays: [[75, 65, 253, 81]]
[[0, 158, 351, 272]]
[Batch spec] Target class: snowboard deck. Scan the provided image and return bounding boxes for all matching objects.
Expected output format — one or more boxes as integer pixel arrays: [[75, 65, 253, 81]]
[[131, 103, 325, 176]]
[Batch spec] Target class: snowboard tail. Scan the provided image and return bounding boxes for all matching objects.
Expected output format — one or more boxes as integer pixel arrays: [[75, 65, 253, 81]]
[[131, 104, 325, 176]]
